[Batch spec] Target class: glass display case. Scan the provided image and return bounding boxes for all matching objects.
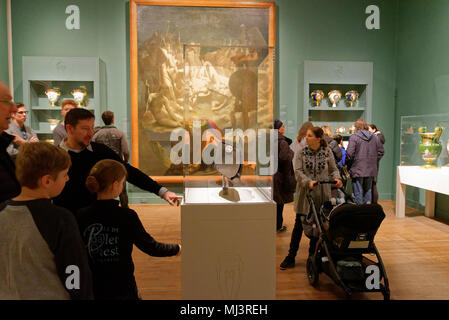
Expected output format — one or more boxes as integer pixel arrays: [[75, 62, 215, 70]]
[[179, 45, 276, 299], [179, 44, 275, 204], [400, 113, 449, 167], [396, 113, 449, 219]]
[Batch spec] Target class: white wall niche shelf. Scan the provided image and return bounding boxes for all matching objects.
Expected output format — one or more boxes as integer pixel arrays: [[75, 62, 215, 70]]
[[303, 60, 373, 138], [22, 56, 105, 138]]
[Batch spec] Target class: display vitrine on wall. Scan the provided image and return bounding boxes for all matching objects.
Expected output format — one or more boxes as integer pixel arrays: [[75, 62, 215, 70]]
[[303, 60, 373, 138], [396, 113, 449, 219], [399, 113, 449, 167], [22, 56, 104, 142]]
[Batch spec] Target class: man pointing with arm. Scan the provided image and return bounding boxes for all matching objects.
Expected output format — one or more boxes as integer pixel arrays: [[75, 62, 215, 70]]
[[53, 108, 179, 213]]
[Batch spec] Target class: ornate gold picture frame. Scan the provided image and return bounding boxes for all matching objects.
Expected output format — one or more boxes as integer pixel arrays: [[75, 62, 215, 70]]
[[130, 0, 275, 182]]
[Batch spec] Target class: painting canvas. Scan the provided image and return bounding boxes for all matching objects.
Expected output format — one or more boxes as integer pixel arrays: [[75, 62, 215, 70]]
[[130, 0, 275, 181]]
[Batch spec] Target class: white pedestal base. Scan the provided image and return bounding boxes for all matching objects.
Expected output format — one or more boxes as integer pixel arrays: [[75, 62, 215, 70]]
[[395, 166, 449, 218], [181, 187, 276, 300]]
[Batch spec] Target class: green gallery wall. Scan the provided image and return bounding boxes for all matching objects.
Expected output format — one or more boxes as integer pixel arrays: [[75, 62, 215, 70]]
[[277, 0, 397, 202], [0, 0, 8, 84], [0, 0, 447, 219], [395, 0, 449, 220], [8, 0, 130, 133]]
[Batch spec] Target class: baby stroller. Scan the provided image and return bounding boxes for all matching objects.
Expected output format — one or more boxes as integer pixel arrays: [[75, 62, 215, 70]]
[[302, 181, 390, 300]]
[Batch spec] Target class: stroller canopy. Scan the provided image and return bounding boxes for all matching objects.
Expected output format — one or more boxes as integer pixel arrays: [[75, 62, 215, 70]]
[[327, 203, 386, 241]]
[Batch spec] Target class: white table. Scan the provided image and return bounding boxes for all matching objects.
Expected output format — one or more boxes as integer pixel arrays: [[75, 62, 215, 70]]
[[395, 166, 449, 218], [181, 187, 276, 300]]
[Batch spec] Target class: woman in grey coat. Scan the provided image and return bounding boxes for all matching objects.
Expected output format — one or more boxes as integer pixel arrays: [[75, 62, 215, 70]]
[[280, 126, 342, 270]]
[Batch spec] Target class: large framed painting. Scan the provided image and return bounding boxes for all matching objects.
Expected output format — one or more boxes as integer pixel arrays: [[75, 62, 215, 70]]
[[130, 0, 275, 182]]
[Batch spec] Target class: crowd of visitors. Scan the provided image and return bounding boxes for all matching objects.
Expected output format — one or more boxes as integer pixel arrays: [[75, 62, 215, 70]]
[[274, 119, 384, 270], [0, 78, 387, 298], [0, 81, 180, 300]]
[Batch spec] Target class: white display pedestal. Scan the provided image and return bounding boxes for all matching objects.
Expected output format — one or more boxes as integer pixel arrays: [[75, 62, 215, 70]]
[[395, 166, 449, 218], [181, 187, 276, 300]]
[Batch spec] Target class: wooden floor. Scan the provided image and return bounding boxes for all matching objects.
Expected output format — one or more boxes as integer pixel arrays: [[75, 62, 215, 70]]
[[131, 200, 449, 300]]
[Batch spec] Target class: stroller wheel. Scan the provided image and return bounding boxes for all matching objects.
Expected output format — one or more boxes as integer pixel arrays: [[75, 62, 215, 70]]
[[306, 256, 319, 287]]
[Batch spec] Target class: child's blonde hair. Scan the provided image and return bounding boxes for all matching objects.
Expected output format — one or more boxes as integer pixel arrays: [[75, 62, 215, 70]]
[[15, 142, 71, 189], [86, 159, 127, 193]]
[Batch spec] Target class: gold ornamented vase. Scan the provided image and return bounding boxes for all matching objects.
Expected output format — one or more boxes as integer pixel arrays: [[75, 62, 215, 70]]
[[345, 90, 359, 107], [45, 88, 61, 107], [417, 126, 443, 168], [328, 90, 341, 108], [348, 125, 356, 134], [335, 126, 346, 134], [446, 140, 449, 167], [71, 88, 87, 107], [310, 90, 324, 107], [47, 118, 60, 131]]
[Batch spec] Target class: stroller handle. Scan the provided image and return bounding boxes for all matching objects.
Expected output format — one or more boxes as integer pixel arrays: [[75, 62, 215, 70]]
[[308, 180, 339, 194], [308, 179, 353, 202], [313, 180, 338, 186]]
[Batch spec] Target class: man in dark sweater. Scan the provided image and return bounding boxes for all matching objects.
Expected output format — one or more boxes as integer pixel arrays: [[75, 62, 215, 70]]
[[0, 81, 21, 203], [53, 108, 180, 213]]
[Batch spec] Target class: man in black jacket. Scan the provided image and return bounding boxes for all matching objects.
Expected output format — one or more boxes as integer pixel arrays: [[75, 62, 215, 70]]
[[0, 81, 20, 203], [368, 124, 386, 203], [53, 108, 180, 214]]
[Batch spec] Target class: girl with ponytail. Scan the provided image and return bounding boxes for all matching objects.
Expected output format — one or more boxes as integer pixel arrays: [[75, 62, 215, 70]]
[[85, 159, 127, 196], [76, 159, 181, 300]]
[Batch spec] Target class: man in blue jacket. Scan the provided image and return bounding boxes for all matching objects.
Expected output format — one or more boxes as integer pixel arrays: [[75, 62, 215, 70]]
[[346, 119, 384, 205]]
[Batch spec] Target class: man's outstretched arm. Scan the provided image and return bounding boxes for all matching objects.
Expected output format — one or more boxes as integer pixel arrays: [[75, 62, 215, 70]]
[[95, 142, 180, 206]]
